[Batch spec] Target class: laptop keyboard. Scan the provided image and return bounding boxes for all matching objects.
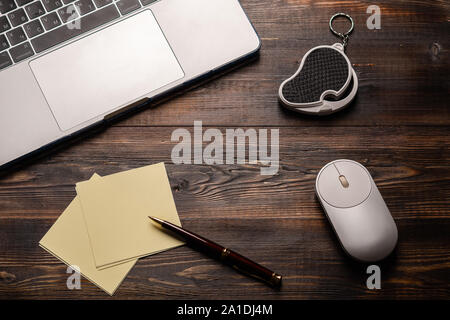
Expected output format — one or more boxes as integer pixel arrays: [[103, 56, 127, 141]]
[[0, 0, 157, 70]]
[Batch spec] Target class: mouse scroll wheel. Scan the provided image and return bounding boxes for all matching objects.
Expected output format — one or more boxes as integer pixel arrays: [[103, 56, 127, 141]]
[[339, 175, 349, 188]]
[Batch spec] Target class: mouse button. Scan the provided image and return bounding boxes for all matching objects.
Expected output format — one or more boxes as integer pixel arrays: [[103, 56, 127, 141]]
[[334, 161, 372, 205], [317, 164, 342, 205], [317, 161, 372, 208]]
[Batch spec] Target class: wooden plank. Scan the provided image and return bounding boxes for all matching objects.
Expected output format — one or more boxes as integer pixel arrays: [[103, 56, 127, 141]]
[[0, 217, 448, 299], [0, 126, 448, 219], [0, 126, 448, 298], [108, 0, 449, 127]]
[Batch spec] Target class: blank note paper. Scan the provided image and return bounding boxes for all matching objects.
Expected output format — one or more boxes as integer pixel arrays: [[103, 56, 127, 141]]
[[76, 163, 184, 269], [39, 174, 136, 296]]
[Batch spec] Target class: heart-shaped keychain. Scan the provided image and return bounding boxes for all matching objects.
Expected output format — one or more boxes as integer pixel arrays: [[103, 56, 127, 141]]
[[279, 13, 358, 115]]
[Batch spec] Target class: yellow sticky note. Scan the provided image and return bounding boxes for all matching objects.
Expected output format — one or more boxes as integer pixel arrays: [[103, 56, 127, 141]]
[[39, 174, 136, 296], [76, 162, 184, 269]]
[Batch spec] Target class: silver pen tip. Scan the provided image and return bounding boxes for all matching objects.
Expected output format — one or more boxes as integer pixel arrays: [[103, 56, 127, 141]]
[[148, 216, 163, 226]]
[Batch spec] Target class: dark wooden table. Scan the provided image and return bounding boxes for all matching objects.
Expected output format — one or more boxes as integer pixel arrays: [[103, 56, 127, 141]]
[[1, 0, 449, 299]]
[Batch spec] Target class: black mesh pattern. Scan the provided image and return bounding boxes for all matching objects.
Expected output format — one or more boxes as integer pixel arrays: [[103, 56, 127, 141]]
[[282, 48, 349, 104]]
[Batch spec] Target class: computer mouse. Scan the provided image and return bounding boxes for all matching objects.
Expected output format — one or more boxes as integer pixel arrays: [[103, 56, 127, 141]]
[[315, 159, 398, 262]]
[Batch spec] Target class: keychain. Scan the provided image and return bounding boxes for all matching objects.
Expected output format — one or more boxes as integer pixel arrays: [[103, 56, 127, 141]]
[[279, 13, 358, 115]]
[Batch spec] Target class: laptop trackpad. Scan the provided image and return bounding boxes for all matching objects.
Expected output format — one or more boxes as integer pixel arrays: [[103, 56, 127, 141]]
[[30, 10, 184, 131]]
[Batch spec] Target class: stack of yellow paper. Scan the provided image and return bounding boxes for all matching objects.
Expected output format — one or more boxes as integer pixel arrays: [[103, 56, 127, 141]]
[[39, 163, 184, 295]]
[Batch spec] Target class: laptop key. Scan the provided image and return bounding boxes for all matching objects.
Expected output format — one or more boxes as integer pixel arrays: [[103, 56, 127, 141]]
[[6, 27, 27, 46], [58, 4, 79, 23], [31, 4, 120, 53], [16, 0, 33, 6], [140, 0, 156, 6], [116, 0, 141, 15], [8, 8, 29, 27], [74, 0, 95, 15], [0, 34, 9, 51], [9, 41, 34, 62], [0, 51, 12, 69], [0, 16, 11, 32], [24, 19, 44, 38], [42, 0, 63, 12], [93, 0, 112, 8], [25, 2, 46, 19], [41, 12, 61, 30], [0, 0, 16, 14]]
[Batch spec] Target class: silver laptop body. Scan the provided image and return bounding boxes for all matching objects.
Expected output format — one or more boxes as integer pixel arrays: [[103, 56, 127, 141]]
[[0, 0, 260, 168]]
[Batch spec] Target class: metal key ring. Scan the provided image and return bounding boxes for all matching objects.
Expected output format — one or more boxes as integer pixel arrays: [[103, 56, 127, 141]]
[[329, 13, 354, 40]]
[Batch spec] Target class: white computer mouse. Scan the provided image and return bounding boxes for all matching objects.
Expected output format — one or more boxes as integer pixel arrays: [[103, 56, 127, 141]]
[[315, 159, 398, 262]]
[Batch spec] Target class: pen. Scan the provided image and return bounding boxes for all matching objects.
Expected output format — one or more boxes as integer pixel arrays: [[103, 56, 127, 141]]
[[148, 216, 282, 288]]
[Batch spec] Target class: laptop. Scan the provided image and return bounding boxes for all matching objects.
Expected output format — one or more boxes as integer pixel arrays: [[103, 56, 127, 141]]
[[0, 0, 260, 168]]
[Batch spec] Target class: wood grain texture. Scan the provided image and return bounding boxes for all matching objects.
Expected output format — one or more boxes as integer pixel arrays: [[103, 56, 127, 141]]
[[0, 0, 449, 299], [115, 0, 449, 127]]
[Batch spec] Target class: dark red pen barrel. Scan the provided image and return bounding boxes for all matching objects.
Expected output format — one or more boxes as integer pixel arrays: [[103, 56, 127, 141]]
[[185, 236, 225, 259], [161, 220, 224, 258], [221, 249, 282, 287], [159, 220, 282, 287]]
